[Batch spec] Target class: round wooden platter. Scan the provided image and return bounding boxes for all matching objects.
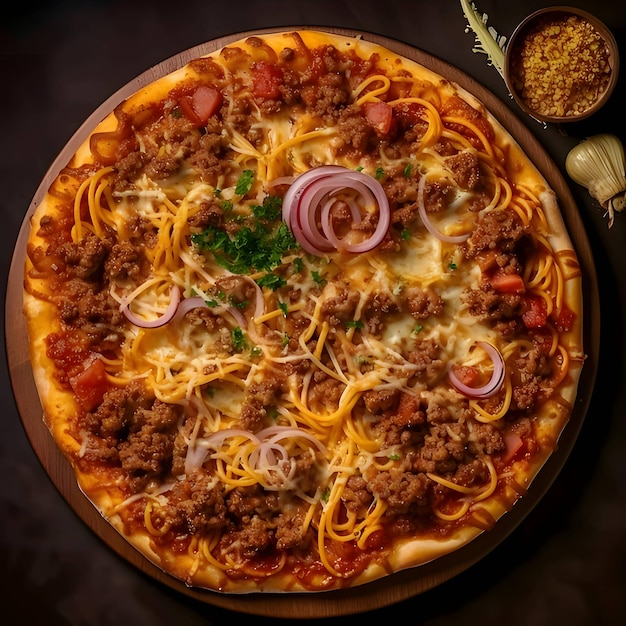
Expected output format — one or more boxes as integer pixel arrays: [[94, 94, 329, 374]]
[[6, 27, 599, 618]]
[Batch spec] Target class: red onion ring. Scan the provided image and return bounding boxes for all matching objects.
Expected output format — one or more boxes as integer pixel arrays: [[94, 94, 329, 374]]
[[282, 166, 390, 255], [248, 427, 326, 486], [266, 175, 296, 188], [417, 174, 470, 244], [281, 165, 346, 224], [448, 341, 505, 398], [256, 426, 327, 452], [120, 284, 181, 328], [203, 428, 262, 448], [186, 425, 326, 484], [172, 296, 209, 323], [184, 444, 209, 475], [249, 441, 289, 472]]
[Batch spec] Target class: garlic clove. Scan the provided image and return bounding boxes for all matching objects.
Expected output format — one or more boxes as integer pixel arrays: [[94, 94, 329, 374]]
[[565, 133, 626, 227]]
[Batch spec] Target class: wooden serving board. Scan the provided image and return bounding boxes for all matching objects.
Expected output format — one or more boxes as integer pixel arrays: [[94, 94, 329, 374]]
[[5, 27, 599, 618]]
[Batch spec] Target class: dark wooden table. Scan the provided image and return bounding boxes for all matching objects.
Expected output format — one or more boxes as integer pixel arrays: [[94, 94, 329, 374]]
[[2, 1, 625, 624]]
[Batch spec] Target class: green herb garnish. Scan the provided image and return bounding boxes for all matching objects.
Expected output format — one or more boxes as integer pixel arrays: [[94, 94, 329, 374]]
[[311, 271, 327, 286], [229, 297, 249, 309], [251, 195, 283, 221], [256, 273, 287, 291], [231, 327, 247, 352], [345, 320, 364, 330], [192, 220, 298, 274], [235, 169, 255, 195]]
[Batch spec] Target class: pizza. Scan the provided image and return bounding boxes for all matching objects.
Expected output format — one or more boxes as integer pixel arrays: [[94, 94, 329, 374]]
[[23, 29, 585, 593]]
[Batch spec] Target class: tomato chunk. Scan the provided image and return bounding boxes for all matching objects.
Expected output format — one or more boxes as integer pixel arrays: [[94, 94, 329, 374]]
[[501, 431, 524, 465], [252, 61, 283, 99], [69, 358, 109, 411], [363, 101, 393, 135], [522, 294, 548, 328], [191, 86, 222, 122], [552, 304, 576, 332], [489, 271, 525, 294], [179, 85, 222, 125], [451, 365, 480, 386], [396, 392, 423, 427]]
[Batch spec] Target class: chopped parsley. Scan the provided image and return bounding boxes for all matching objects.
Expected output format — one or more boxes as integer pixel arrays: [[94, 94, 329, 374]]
[[403, 162, 413, 178], [345, 319, 364, 330], [256, 273, 286, 291], [191, 206, 298, 275], [229, 297, 248, 309], [251, 195, 282, 221], [231, 327, 247, 352], [311, 270, 327, 286], [375, 166, 385, 180], [320, 487, 331, 504], [235, 169, 255, 196]]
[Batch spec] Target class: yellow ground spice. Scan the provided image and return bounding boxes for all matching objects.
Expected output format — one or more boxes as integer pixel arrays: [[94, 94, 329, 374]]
[[509, 14, 612, 118]]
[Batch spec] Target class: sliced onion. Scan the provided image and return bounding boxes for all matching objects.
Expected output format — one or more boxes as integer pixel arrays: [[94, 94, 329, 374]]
[[201, 428, 261, 449], [237, 275, 266, 320], [256, 425, 327, 453], [417, 174, 471, 244], [172, 296, 209, 323], [248, 426, 326, 488], [448, 341, 505, 398], [282, 166, 390, 255], [120, 284, 181, 328], [266, 175, 296, 188], [249, 441, 289, 472], [189, 425, 326, 487], [281, 165, 346, 224], [184, 444, 210, 475]]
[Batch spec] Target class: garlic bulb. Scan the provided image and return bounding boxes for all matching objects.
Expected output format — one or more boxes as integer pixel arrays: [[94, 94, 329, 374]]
[[565, 134, 626, 228]]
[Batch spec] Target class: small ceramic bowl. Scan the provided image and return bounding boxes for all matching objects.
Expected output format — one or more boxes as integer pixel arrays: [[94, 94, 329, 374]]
[[504, 6, 619, 123]]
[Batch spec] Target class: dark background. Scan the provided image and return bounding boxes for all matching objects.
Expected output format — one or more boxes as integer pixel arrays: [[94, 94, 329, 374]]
[[2, 1, 626, 624]]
